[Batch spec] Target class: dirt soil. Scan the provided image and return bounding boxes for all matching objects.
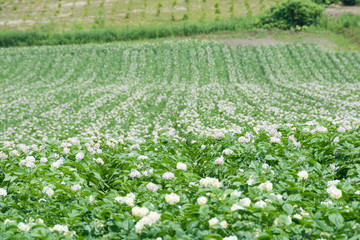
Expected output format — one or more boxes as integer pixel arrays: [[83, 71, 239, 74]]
[[325, 4, 360, 18]]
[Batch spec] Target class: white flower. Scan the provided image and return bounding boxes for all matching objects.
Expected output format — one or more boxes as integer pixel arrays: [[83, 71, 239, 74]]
[[75, 152, 84, 160], [329, 164, 339, 170], [9, 150, 19, 156], [297, 171, 308, 180], [293, 214, 302, 220], [42, 186, 54, 197], [52, 224, 69, 233], [230, 190, 242, 197], [135, 211, 161, 234], [40, 157, 48, 163], [333, 137, 340, 143], [327, 180, 340, 186], [201, 145, 206, 150], [220, 220, 228, 228], [129, 170, 141, 178], [327, 185, 342, 199], [0, 188, 7, 197], [239, 197, 251, 207], [255, 200, 267, 208], [132, 206, 149, 218], [200, 177, 221, 188], [238, 136, 250, 143], [258, 181, 273, 191], [63, 148, 70, 154], [355, 190, 360, 195], [176, 162, 187, 171], [89, 195, 94, 203], [214, 156, 224, 165], [138, 155, 149, 160], [197, 197, 208, 205], [146, 182, 158, 192], [36, 218, 44, 224], [222, 149, 233, 156], [337, 126, 346, 133], [223, 236, 238, 240], [262, 163, 269, 169], [71, 184, 81, 192], [162, 172, 175, 180], [274, 216, 292, 226], [321, 200, 333, 206], [231, 203, 244, 211], [270, 137, 281, 144], [238, 168, 244, 172], [209, 218, 219, 227], [165, 193, 180, 205], [18, 222, 30, 232], [95, 158, 104, 165], [4, 219, 14, 225], [247, 177, 255, 186]]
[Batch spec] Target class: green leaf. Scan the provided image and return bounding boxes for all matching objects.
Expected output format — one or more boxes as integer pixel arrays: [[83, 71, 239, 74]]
[[282, 203, 293, 215], [329, 213, 344, 229]]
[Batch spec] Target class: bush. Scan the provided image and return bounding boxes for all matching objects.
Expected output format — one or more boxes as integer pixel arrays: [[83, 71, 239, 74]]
[[260, 0, 323, 29], [342, 0, 356, 5]]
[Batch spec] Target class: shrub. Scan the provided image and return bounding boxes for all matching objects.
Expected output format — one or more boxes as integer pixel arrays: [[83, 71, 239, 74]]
[[342, 0, 356, 5], [260, 0, 323, 29]]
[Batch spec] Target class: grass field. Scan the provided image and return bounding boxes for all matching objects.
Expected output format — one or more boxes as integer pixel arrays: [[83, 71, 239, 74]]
[[1, 40, 360, 238], [0, 0, 283, 31]]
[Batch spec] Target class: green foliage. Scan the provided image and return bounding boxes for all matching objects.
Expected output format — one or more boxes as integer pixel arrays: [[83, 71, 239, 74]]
[[342, 0, 357, 5], [260, 0, 323, 29], [0, 18, 257, 47]]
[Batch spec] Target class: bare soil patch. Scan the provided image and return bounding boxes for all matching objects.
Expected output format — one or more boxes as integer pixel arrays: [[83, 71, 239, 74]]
[[325, 4, 360, 18]]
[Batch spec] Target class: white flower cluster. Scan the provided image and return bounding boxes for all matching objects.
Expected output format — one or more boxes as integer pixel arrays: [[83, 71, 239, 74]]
[[52, 224, 69, 233], [270, 137, 281, 144], [42, 186, 54, 197], [129, 169, 153, 178], [0, 188, 7, 197], [162, 172, 175, 180], [71, 184, 81, 192], [288, 135, 301, 147], [51, 158, 64, 168], [223, 236, 238, 240], [95, 158, 104, 165], [115, 193, 136, 207], [197, 197, 208, 205], [327, 180, 340, 186], [138, 155, 149, 160], [0, 151, 8, 159], [214, 156, 224, 165], [327, 185, 342, 199], [176, 162, 187, 170], [165, 193, 180, 205], [255, 200, 267, 208], [273, 216, 292, 226], [297, 171, 308, 180], [75, 152, 84, 160], [146, 182, 159, 192], [238, 136, 250, 144], [230, 190, 242, 197], [231, 197, 251, 211], [18, 222, 31, 232], [134, 210, 161, 234], [19, 156, 36, 168], [222, 149, 233, 156], [132, 206, 149, 217], [258, 180, 273, 192], [199, 177, 221, 188]]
